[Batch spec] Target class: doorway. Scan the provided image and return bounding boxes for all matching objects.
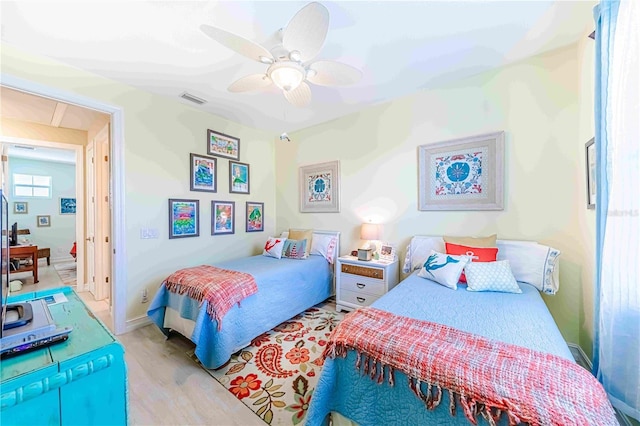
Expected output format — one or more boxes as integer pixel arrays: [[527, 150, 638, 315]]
[[1, 75, 126, 334]]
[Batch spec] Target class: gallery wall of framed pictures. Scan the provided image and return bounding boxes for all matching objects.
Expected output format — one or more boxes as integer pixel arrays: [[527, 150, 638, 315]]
[[170, 128, 264, 239]]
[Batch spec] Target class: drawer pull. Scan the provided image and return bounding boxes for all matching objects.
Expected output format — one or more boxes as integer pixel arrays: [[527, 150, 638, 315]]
[[357, 297, 366, 303], [356, 283, 365, 289]]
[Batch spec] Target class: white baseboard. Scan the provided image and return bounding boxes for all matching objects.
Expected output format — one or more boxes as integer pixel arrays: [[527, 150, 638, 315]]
[[567, 342, 593, 369], [125, 315, 152, 333]]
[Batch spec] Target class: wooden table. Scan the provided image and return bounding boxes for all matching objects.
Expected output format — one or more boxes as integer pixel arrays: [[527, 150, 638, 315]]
[[9, 244, 38, 283]]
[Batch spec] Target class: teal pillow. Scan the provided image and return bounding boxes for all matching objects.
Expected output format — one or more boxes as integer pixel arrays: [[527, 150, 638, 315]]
[[282, 239, 308, 259], [465, 260, 522, 293]]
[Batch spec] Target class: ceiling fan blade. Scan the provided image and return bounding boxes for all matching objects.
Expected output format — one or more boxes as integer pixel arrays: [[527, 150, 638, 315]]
[[307, 60, 362, 86], [228, 74, 273, 93], [200, 24, 273, 63], [283, 2, 329, 62], [284, 82, 312, 107]]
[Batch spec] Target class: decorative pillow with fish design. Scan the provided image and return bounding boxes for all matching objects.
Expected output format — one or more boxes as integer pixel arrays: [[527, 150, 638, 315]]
[[417, 250, 470, 290], [263, 237, 286, 259]]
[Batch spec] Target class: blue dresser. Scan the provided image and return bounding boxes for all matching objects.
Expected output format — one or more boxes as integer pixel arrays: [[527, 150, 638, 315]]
[[1, 287, 127, 425]]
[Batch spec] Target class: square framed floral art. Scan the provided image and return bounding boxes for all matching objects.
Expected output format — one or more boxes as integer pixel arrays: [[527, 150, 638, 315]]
[[418, 131, 504, 211]]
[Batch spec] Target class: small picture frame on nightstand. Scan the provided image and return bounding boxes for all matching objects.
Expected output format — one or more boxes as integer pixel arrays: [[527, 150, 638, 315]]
[[379, 243, 396, 262]]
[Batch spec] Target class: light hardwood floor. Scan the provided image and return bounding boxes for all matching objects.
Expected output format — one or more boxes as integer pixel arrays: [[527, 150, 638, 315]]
[[120, 325, 263, 425]]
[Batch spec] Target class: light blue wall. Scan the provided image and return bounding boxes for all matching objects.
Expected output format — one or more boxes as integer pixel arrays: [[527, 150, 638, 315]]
[[8, 157, 76, 263]]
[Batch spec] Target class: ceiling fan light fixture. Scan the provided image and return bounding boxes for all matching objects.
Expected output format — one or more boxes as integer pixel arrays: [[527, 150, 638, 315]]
[[268, 62, 305, 92], [306, 68, 317, 78], [259, 56, 274, 64]]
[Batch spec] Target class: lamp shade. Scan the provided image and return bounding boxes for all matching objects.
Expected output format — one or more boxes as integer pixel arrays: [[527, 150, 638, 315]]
[[360, 223, 380, 240]]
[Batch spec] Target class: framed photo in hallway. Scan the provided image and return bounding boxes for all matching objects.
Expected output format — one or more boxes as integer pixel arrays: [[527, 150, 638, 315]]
[[13, 201, 28, 214], [60, 197, 76, 214], [37, 215, 51, 227]]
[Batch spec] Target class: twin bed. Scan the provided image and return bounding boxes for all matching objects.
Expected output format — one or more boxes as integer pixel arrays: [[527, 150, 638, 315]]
[[147, 230, 339, 369], [308, 235, 616, 425]]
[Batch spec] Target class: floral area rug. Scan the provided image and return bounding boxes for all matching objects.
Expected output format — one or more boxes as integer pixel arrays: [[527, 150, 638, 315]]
[[195, 306, 344, 425], [54, 262, 77, 286]]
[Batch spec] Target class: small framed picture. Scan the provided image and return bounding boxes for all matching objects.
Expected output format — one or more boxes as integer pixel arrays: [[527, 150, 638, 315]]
[[59, 197, 76, 215], [229, 161, 250, 194], [246, 202, 264, 233], [212, 201, 235, 235], [37, 215, 51, 227], [168, 199, 199, 239], [190, 153, 217, 193], [207, 129, 240, 160], [13, 202, 28, 214], [379, 243, 396, 262], [585, 138, 596, 209]]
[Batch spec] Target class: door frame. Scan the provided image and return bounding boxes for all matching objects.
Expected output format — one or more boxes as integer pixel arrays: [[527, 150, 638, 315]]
[[1, 137, 85, 292], [1, 73, 127, 335]]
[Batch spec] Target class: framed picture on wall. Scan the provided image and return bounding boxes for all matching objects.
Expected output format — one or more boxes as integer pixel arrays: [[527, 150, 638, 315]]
[[246, 201, 264, 232], [212, 201, 235, 235], [229, 161, 250, 194], [418, 131, 504, 211], [207, 129, 240, 160], [190, 153, 217, 193], [59, 197, 76, 214], [299, 160, 340, 213], [168, 199, 199, 239], [13, 202, 28, 214], [37, 215, 51, 227], [585, 138, 596, 209]]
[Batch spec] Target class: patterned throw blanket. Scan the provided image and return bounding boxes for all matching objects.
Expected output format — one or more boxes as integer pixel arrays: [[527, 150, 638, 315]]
[[323, 307, 617, 426], [163, 265, 258, 330]]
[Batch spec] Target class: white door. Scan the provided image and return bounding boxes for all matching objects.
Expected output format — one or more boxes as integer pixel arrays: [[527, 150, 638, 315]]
[[94, 124, 111, 301], [85, 142, 96, 295]]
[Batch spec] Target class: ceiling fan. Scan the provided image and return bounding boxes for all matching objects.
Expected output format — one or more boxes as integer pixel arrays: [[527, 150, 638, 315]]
[[200, 2, 362, 107]]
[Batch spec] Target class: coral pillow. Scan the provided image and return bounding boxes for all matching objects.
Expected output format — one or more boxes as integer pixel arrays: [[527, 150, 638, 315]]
[[445, 243, 498, 283], [263, 237, 286, 259]]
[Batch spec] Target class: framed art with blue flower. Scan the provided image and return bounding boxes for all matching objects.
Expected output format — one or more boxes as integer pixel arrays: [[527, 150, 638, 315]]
[[418, 132, 504, 211], [299, 160, 340, 213]]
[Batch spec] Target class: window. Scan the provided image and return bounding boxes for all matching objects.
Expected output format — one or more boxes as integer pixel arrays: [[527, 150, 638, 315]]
[[13, 174, 52, 198]]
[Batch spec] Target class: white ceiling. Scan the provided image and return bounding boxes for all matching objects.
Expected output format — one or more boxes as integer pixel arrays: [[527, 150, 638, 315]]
[[0, 1, 595, 133]]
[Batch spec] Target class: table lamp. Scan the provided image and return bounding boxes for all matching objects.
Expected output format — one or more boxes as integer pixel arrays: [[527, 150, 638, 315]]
[[358, 223, 379, 261]]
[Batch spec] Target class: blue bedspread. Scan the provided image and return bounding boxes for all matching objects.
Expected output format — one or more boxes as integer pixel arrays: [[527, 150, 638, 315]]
[[307, 272, 573, 426], [147, 255, 332, 369]]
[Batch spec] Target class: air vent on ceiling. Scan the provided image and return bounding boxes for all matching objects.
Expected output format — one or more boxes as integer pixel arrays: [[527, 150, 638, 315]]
[[13, 145, 36, 150], [179, 92, 207, 105]]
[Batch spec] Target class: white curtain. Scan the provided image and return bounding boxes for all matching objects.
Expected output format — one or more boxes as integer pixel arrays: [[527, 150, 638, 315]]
[[593, 0, 640, 421]]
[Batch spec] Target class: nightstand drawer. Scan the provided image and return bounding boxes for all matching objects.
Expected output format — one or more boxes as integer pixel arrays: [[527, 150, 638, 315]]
[[340, 263, 384, 280], [340, 274, 385, 296], [340, 289, 380, 307]]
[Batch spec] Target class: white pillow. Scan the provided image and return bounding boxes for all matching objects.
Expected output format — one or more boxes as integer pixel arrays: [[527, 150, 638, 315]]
[[417, 250, 469, 290], [263, 237, 286, 259], [496, 240, 560, 294], [310, 233, 337, 264], [403, 236, 446, 273], [465, 260, 522, 293]]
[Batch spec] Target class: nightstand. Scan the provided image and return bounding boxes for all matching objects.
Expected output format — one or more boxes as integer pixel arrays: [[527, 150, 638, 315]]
[[336, 256, 399, 312]]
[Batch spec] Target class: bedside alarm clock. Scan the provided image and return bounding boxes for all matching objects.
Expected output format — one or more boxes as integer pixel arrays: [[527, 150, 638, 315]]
[[357, 248, 372, 261]]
